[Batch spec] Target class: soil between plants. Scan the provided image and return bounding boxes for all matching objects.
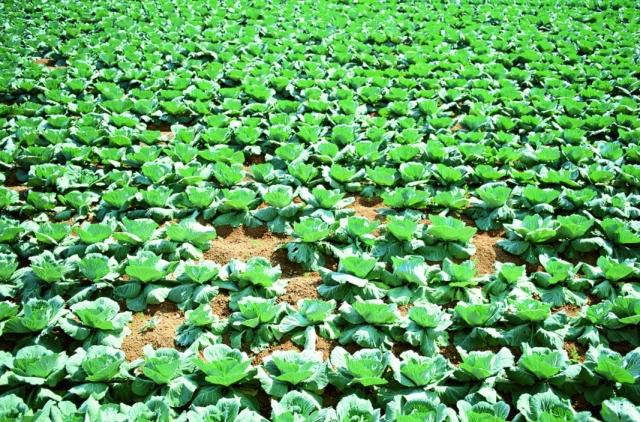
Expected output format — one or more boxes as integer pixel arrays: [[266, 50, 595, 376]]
[[120, 302, 184, 362]]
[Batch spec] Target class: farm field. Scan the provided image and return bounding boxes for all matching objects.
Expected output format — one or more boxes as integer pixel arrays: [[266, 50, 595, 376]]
[[1, 0, 640, 420]]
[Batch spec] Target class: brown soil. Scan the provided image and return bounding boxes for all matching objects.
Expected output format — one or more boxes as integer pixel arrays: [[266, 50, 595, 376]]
[[204, 225, 301, 276], [3, 170, 28, 193], [609, 340, 635, 356], [553, 303, 581, 317], [120, 302, 184, 361], [564, 341, 588, 363], [397, 305, 411, 316], [146, 123, 174, 140], [245, 154, 266, 166], [249, 336, 300, 365], [571, 393, 600, 415], [440, 344, 462, 366], [316, 336, 340, 361], [277, 274, 322, 306], [391, 341, 420, 357], [321, 384, 343, 408], [34, 58, 67, 68], [347, 195, 385, 223], [569, 251, 599, 268], [255, 389, 273, 417], [450, 122, 463, 132], [210, 291, 231, 319], [472, 230, 526, 275]]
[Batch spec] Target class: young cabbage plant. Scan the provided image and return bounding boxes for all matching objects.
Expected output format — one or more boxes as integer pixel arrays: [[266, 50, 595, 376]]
[[466, 183, 514, 231], [457, 400, 511, 422], [218, 257, 287, 310], [532, 256, 588, 307], [318, 254, 391, 302], [284, 217, 336, 271], [330, 216, 380, 255], [385, 392, 456, 422], [112, 218, 160, 247], [321, 163, 367, 192], [299, 186, 355, 224], [372, 215, 425, 263], [451, 301, 506, 351], [205, 188, 262, 228], [130, 346, 199, 408], [555, 214, 599, 258], [253, 185, 305, 234], [512, 185, 562, 217], [250, 163, 295, 189], [175, 304, 227, 352], [483, 262, 536, 301], [581, 255, 639, 300], [421, 259, 486, 305], [182, 185, 218, 211], [271, 390, 329, 422], [503, 299, 571, 350], [389, 351, 454, 392], [454, 347, 514, 384], [380, 186, 431, 217], [185, 397, 266, 422], [432, 187, 470, 215], [599, 218, 640, 261], [328, 346, 393, 390], [256, 349, 330, 398], [164, 218, 217, 260], [117, 251, 179, 312], [517, 390, 593, 422], [65, 345, 130, 388], [422, 214, 477, 261], [228, 296, 291, 353], [387, 255, 441, 305], [337, 298, 403, 350], [3, 296, 67, 338], [498, 215, 562, 264], [506, 344, 581, 399], [402, 303, 452, 357], [59, 297, 132, 348], [191, 344, 259, 410], [1, 345, 67, 388], [278, 299, 340, 346], [334, 394, 381, 422], [167, 260, 221, 310]]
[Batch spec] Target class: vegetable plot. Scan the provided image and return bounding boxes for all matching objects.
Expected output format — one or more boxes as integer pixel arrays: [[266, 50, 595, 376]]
[[1, 0, 640, 420]]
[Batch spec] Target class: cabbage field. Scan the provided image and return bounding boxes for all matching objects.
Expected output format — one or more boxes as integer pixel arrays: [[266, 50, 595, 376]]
[[1, 0, 640, 420]]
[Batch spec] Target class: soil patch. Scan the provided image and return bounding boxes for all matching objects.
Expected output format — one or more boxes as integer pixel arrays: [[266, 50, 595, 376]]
[[210, 291, 231, 319], [609, 340, 635, 356], [204, 225, 302, 276], [440, 343, 462, 366], [316, 336, 340, 362], [321, 384, 343, 408], [472, 230, 526, 275], [347, 195, 385, 223], [397, 304, 411, 316], [564, 341, 588, 363], [553, 303, 581, 317], [146, 123, 173, 140], [391, 341, 420, 357], [249, 336, 300, 366], [277, 273, 322, 306], [571, 393, 599, 415], [34, 58, 67, 68], [4, 170, 28, 193], [120, 302, 184, 361]]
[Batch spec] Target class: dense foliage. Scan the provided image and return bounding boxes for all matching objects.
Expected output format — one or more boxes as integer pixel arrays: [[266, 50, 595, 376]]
[[1, 0, 639, 420]]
